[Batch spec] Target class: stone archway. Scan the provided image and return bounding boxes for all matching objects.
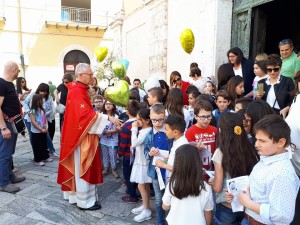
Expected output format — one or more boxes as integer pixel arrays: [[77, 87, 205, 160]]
[[63, 50, 90, 76]]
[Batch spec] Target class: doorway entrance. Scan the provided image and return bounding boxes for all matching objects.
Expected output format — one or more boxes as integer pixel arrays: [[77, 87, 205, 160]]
[[63, 50, 90, 76], [250, 0, 300, 59]]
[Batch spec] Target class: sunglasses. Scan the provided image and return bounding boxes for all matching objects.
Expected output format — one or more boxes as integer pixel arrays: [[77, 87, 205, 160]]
[[266, 68, 280, 73]]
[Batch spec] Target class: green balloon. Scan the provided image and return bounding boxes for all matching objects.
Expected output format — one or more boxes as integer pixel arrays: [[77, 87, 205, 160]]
[[104, 80, 130, 107], [112, 61, 126, 79]]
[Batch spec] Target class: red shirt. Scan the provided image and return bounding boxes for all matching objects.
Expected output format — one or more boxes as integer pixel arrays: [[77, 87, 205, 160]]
[[181, 81, 190, 106], [185, 125, 218, 171]]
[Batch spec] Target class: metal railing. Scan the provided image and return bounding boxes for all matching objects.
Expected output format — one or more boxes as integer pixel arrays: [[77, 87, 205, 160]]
[[61, 6, 91, 24]]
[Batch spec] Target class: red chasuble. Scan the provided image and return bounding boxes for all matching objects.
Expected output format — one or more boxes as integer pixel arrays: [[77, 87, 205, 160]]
[[57, 81, 103, 192]]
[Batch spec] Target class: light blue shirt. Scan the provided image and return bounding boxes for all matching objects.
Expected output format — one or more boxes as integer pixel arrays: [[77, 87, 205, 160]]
[[246, 152, 299, 224]]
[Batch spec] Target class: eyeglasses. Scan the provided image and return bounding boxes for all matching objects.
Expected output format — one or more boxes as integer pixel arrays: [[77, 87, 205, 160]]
[[266, 68, 280, 73], [279, 39, 293, 46], [195, 115, 212, 120], [105, 102, 113, 105], [151, 119, 165, 123]]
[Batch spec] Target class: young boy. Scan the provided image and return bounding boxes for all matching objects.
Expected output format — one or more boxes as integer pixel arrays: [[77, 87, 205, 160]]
[[147, 87, 164, 107], [234, 97, 253, 112], [118, 100, 140, 203], [133, 78, 147, 102], [141, 104, 172, 225], [186, 100, 218, 173], [155, 114, 188, 182], [212, 90, 232, 127], [92, 95, 104, 113], [237, 115, 299, 225]]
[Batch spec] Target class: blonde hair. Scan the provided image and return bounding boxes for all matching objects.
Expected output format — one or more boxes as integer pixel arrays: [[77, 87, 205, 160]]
[[255, 53, 268, 62]]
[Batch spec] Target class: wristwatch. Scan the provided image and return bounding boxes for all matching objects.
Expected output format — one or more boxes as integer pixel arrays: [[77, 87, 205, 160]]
[[0, 127, 7, 131]]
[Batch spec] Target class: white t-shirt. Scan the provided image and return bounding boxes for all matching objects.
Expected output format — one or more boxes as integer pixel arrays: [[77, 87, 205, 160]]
[[163, 182, 214, 225], [234, 65, 243, 77], [100, 114, 119, 146]]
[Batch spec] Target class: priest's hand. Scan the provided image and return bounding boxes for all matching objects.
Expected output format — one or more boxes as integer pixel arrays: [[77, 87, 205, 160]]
[[108, 115, 123, 127]]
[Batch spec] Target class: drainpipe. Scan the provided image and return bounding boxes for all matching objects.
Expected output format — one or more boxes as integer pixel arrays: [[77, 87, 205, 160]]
[[17, 0, 25, 77]]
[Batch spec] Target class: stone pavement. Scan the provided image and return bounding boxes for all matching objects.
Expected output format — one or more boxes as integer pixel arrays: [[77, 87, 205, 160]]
[[0, 124, 157, 225]]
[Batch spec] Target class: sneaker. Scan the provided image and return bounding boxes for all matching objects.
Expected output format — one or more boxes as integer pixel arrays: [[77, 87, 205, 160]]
[[131, 205, 144, 214], [0, 184, 20, 193], [51, 152, 59, 157], [121, 195, 138, 204], [44, 158, 53, 162], [112, 170, 120, 178], [102, 168, 108, 176], [134, 209, 152, 223], [35, 161, 45, 166], [10, 176, 26, 184], [22, 136, 27, 142]]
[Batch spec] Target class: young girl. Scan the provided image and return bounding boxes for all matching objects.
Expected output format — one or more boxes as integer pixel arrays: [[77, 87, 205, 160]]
[[162, 144, 214, 225], [100, 100, 120, 178], [211, 112, 258, 225], [130, 108, 152, 222], [165, 88, 190, 129], [204, 80, 217, 104], [225, 75, 245, 109], [16, 77, 31, 142], [187, 90, 200, 128], [30, 94, 53, 166]]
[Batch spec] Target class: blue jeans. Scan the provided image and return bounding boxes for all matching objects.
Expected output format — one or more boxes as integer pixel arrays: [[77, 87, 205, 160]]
[[241, 218, 251, 225], [152, 179, 166, 225], [25, 120, 56, 154], [122, 158, 137, 199], [0, 122, 18, 187], [214, 203, 244, 225]]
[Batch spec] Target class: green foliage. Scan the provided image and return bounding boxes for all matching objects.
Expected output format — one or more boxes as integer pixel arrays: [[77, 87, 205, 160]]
[[94, 51, 118, 86]]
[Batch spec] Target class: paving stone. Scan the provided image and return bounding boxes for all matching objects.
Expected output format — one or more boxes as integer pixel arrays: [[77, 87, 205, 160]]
[[0, 192, 16, 207], [0, 212, 42, 225], [17, 183, 57, 200]]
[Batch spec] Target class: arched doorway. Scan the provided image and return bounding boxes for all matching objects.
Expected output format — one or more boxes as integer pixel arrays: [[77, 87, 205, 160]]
[[63, 50, 90, 76]]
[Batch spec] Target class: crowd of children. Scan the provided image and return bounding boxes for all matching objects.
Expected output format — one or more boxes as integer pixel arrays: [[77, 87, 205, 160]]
[[84, 52, 300, 225]]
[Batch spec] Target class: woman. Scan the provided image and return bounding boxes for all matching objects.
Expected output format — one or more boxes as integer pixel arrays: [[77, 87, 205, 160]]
[[23, 83, 59, 157], [227, 47, 255, 95], [225, 76, 244, 109], [16, 77, 31, 141], [159, 80, 169, 105], [54, 74, 74, 131], [189, 67, 210, 94], [256, 54, 295, 117], [169, 71, 190, 105]]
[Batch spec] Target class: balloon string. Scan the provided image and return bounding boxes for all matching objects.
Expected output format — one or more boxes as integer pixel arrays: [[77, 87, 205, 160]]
[[189, 54, 195, 63]]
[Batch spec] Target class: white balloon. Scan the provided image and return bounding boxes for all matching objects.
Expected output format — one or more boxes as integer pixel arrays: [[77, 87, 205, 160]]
[[144, 77, 161, 93]]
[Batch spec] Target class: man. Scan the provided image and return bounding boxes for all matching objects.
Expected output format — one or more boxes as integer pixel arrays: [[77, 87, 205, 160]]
[[133, 78, 146, 102], [0, 61, 26, 193], [57, 63, 121, 210], [279, 39, 300, 78], [48, 81, 56, 99]]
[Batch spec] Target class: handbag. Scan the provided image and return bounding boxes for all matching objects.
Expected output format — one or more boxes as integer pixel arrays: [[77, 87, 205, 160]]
[[6, 114, 26, 134], [56, 103, 66, 114]]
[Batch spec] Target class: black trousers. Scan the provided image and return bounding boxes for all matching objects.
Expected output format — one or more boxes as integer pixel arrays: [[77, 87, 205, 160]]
[[48, 120, 55, 141], [31, 133, 49, 162], [291, 176, 300, 225]]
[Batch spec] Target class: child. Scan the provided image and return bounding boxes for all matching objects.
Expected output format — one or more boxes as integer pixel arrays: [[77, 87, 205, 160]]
[[187, 90, 201, 127], [92, 95, 104, 113], [165, 88, 190, 129], [118, 100, 140, 203], [225, 75, 244, 109], [212, 90, 232, 127], [251, 60, 269, 99], [231, 115, 299, 225], [100, 100, 120, 178], [30, 94, 53, 166], [185, 100, 218, 174], [144, 104, 172, 225], [234, 97, 252, 112], [211, 112, 258, 225], [155, 114, 188, 182], [147, 87, 164, 107], [162, 144, 214, 225], [204, 80, 216, 102], [130, 108, 152, 222]]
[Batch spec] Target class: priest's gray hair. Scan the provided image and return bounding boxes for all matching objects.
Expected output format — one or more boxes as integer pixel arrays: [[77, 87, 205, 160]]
[[75, 63, 91, 78]]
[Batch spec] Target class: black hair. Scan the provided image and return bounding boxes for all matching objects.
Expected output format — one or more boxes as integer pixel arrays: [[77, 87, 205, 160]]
[[148, 87, 164, 103], [130, 88, 140, 102], [165, 88, 184, 116], [16, 77, 29, 94], [266, 54, 282, 67], [227, 47, 245, 65], [133, 78, 141, 83], [35, 83, 49, 101], [127, 100, 140, 117], [30, 94, 45, 113], [194, 100, 213, 115], [159, 80, 170, 105], [138, 108, 151, 126], [217, 63, 235, 91], [165, 114, 186, 134], [190, 62, 198, 69], [186, 85, 199, 95], [189, 67, 202, 78], [102, 99, 117, 116], [235, 97, 253, 110], [254, 114, 292, 147]]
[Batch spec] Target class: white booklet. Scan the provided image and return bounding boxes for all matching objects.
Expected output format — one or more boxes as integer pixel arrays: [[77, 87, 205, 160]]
[[226, 175, 249, 212], [152, 149, 169, 166]]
